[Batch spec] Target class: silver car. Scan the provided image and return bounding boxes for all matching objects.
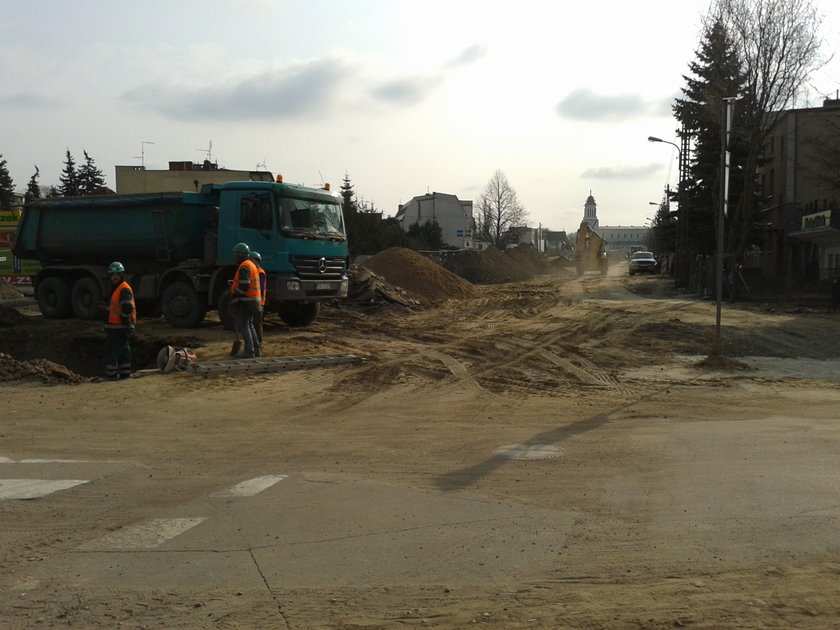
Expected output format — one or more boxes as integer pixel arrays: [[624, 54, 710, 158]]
[[629, 251, 657, 275]]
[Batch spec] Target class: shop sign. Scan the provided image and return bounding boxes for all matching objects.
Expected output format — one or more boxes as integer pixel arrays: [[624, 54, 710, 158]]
[[802, 211, 831, 230], [0, 210, 21, 227]]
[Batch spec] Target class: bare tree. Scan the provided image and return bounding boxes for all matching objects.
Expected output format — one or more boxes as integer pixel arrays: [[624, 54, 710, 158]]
[[476, 170, 527, 249], [711, 0, 826, 256]]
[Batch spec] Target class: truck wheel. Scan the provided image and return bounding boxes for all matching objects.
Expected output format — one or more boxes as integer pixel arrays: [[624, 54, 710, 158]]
[[36, 277, 72, 319], [162, 281, 207, 328], [280, 302, 320, 327], [216, 291, 235, 331], [71, 277, 103, 320]]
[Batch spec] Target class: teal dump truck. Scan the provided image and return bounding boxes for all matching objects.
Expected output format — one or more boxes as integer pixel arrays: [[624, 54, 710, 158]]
[[13, 180, 349, 328]]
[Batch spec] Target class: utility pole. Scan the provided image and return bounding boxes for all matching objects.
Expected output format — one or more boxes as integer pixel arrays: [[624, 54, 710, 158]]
[[713, 97, 739, 356]]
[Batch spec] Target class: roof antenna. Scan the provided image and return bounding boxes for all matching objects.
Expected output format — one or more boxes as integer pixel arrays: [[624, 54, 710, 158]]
[[134, 140, 154, 167], [196, 140, 213, 163]]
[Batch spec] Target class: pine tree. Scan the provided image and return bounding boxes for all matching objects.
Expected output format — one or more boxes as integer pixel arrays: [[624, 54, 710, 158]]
[[673, 19, 748, 255], [25, 166, 41, 203], [0, 155, 14, 212], [58, 149, 80, 196], [78, 150, 105, 195], [339, 172, 357, 214]]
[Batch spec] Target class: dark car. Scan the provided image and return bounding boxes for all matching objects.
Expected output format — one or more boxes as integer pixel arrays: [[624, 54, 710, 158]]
[[628, 251, 657, 275]]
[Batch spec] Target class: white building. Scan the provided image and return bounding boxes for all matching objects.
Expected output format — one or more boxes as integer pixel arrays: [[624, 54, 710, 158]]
[[395, 192, 475, 249]]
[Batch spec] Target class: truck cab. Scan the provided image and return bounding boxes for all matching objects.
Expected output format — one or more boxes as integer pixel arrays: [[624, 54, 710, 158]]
[[210, 181, 349, 328]]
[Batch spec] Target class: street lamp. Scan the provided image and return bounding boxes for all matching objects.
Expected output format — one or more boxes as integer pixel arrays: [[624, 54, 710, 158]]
[[648, 135, 686, 286], [648, 136, 680, 156]]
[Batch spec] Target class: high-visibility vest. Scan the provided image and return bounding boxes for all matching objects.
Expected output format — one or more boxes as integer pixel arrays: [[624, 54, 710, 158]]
[[106, 281, 136, 329], [231, 259, 261, 303], [256, 265, 267, 306]]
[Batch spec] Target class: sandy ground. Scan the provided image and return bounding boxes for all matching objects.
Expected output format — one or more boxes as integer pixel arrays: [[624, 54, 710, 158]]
[[2, 265, 840, 629]]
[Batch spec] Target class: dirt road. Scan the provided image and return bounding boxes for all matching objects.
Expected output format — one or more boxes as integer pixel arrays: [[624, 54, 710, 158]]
[[2, 266, 840, 629]]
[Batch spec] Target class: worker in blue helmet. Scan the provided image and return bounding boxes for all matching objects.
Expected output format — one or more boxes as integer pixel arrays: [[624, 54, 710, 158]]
[[103, 261, 136, 380], [230, 243, 261, 358]]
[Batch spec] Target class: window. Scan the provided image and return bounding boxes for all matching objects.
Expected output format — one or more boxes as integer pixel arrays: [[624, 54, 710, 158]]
[[240, 193, 273, 230], [279, 197, 345, 236]]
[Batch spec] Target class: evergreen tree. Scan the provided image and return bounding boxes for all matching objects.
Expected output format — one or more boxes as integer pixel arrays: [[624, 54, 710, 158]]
[[339, 172, 357, 214], [0, 154, 14, 212], [78, 150, 105, 195], [713, 0, 824, 259], [406, 219, 444, 250], [25, 166, 41, 203], [673, 19, 748, 256], [58, 149, 80, 196]]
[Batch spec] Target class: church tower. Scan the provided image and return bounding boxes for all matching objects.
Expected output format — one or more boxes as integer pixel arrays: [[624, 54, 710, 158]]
[[582, 191, 598, 229]]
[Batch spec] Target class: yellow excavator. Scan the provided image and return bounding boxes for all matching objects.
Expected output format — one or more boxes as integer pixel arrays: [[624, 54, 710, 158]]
[[574, 222, 609, 276]]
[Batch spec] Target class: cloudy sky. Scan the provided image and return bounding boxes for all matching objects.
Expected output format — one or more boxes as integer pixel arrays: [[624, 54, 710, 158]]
[[2, 0, 839, 234]]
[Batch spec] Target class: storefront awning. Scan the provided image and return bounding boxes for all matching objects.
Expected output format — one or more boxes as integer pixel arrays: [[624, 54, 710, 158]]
[[789, 227, 840, 247]]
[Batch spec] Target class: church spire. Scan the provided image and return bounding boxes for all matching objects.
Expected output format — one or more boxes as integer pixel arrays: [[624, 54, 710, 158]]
[[582, 192, 598, 229]]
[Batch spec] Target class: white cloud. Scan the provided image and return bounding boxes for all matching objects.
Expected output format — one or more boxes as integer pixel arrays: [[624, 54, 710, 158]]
[[580, 164, 664, 180], [557, 88, 672, 122], [0, 92, 59, 109], [119, 57, 356, 121]]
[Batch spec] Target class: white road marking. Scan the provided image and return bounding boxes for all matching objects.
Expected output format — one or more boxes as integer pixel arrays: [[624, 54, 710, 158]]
[[80, 517, 207, 551], [19, 458, 101, 463], [211, 474, 288, 497], [495, 444, 563, 460], [0, 479, 89, 500]]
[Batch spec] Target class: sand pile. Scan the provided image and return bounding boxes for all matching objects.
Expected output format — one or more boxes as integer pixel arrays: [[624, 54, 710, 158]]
[[362, 247, 480, 305], [0, 353, 89, 384]]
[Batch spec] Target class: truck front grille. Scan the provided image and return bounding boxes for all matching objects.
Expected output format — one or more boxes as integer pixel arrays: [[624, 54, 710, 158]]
[[291, 256, 346, 280]]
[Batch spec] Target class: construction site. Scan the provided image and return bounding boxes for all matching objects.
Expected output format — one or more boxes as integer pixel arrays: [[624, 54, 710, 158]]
[[2, 246, 840, 629]]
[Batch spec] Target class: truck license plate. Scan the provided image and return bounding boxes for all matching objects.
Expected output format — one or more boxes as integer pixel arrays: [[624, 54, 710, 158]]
[[315, 282, 332, 290]]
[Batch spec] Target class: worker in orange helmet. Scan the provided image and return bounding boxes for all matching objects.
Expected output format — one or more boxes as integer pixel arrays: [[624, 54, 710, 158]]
[[249, 250, 267, 345]]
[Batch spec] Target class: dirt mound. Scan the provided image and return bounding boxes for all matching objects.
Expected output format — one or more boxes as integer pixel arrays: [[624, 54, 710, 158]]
[[0, 282, 25, 301], [436, 246, 536, 284], [0, 304, 26, 327], [0, 353, 90, 384], [504, 244, 553, 275], [363, 247, 480, 304]]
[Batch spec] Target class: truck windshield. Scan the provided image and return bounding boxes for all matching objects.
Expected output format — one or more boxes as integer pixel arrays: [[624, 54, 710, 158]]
[[278, 197, 346, 241]]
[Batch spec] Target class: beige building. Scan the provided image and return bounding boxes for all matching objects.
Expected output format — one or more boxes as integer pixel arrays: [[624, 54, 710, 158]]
[[115, 161, 274, 194]]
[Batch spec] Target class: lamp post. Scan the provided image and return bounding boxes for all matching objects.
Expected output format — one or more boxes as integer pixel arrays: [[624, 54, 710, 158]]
[[648, 135, 685, 286]]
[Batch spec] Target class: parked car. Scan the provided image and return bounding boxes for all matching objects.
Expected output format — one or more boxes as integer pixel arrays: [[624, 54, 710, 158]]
[[629, 251, 658, 275]]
